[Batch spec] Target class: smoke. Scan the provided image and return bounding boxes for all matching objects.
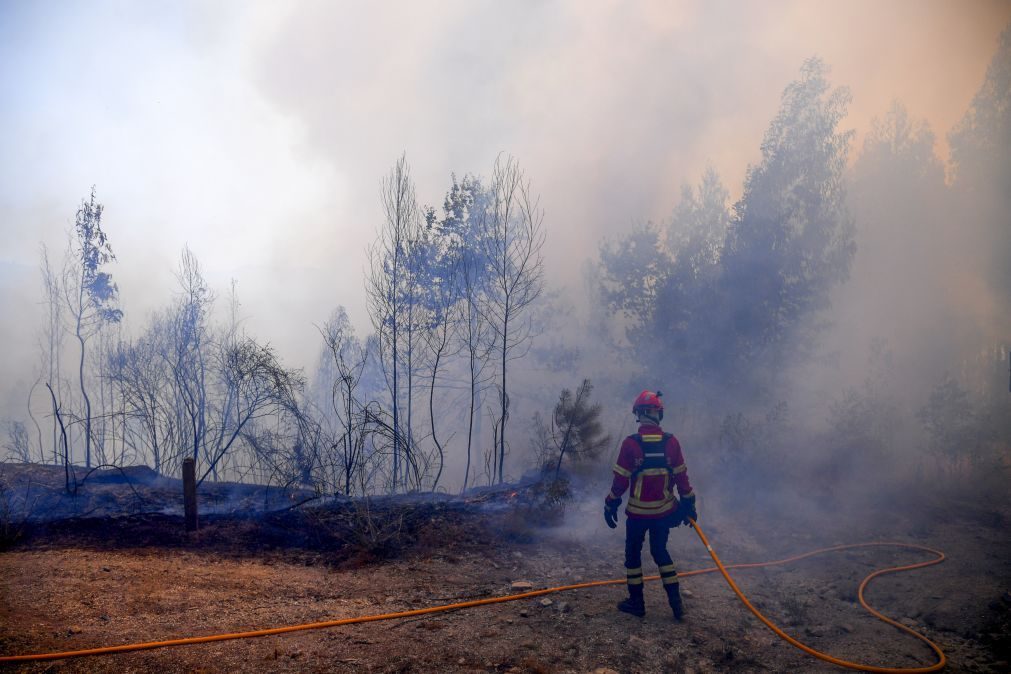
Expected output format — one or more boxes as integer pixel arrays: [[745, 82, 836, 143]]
[[1, 2, 1008, 515]]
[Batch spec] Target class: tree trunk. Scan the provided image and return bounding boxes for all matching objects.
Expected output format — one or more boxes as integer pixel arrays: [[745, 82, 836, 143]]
[[75, 291, 92, 468]]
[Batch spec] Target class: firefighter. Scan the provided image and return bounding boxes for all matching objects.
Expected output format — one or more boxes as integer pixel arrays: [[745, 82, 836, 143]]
[[604, 390, 697, 620]]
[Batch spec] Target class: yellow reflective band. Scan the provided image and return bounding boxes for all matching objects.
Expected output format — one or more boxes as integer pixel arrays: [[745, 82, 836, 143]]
[[659, 564, 676, 574], [625, 567, 642, 575], [634, 477, 643, 500], [607, 490, 621, 501], [638, 467, 670, 477], [671, 464, 687, 474], [627, 577, 644, 585], [640, 434, 663, 442], [662, 576, 680, 585], [626, 501, 676, 515], [613, 464, 632, 478], [629, 493, 674, 507]]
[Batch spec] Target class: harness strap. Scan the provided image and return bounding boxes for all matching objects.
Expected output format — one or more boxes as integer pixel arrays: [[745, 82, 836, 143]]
[[629, 433, 674, 483]]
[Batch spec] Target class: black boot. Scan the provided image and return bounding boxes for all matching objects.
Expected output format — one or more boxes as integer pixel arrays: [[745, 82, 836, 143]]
[[617, 584, 645, 617], [665, 583, 685, 621]]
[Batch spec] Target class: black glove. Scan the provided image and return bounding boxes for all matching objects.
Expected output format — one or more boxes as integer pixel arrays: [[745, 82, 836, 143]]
[[676, 495, 697, 527], [604, 498, 620, 529]]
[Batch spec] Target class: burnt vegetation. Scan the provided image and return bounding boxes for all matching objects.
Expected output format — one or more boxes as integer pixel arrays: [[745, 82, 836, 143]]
[[3, 37, 1010, 533], [1, 33, 1010, 671]]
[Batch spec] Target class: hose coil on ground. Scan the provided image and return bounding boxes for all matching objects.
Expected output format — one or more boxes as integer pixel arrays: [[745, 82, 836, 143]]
[[0, 522, 947, 671]]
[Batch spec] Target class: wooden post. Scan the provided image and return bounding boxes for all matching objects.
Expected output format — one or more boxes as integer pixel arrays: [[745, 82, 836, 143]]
[[183, 458, 198, 532]]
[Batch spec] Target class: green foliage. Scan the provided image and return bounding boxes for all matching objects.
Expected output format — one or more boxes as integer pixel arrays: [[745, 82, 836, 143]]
[[720, 58, 855, 378], [74, 187, 122, 324], [949, 24, 1011, 315], [599, 58, 855, 400], [948, 25, 1011, 183], [917, 374, 978, 471], [535, 379, 612, 479]]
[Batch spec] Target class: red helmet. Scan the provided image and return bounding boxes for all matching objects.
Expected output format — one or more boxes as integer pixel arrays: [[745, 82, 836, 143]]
[[632, 390, 664, 420]]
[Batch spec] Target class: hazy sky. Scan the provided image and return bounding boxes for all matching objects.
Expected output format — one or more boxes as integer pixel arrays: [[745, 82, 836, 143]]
[[1, 0, 1008, 420]]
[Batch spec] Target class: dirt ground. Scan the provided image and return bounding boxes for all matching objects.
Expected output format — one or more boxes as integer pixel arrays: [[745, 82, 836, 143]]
[[1, 469, 1009, 673]]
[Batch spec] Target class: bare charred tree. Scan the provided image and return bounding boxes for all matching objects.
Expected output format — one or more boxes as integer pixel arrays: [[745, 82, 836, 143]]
[[3, 422, 32, 463], [44, 383, 71, 492], [61, 188, 123, 468], [199, 338, 303, 485], [320, 308, 369, 495], [109, 316, 175, 473], [480, 156, 545, 484], [366, 155, 424, 492], [39, 244, 66, 464], [168, 247, 212, 471]]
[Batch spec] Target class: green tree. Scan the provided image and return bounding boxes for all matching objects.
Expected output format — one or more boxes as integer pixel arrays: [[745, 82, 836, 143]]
[[63, 188, 122, 467], [536, 379, 612, 479], [917, 375, 977, 473], [599, 59, 855, 400], [719, 58, 855, 387], [948, 24, 1011, 319]]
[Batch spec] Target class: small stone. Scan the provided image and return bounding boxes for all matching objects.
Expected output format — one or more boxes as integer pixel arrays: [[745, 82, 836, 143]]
[[512, 551, 523, 558], [840, 623, 854, 633], [519, 609, 529, 617], [68, 626, 83, 635], [457, 658, 465, 665], [540, 598, 553, 607], [682, 589, 693, 597], [557, 601, 572, 613], [385, 596, 397, 603], [101, 567, 111, 572], [511, 581, 534, 591], [900, 617, 918, 628], [592, 669, 620, 674], [628, 635, 650, 649]]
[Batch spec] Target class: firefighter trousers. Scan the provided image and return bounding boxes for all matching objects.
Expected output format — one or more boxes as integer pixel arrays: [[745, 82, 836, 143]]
[[624, 517, 679, 589]]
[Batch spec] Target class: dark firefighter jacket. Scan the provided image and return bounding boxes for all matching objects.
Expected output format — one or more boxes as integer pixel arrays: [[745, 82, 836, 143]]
[[606, 423, 694, 519]]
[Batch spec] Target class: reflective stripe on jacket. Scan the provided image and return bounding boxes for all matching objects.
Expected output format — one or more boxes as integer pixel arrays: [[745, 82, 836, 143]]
[[606, 423, 694, 520]]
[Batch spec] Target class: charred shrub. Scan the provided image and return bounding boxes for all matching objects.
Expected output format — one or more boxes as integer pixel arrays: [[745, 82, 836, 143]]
[[498, 476, 573, 542], [0, 473, 35, 550], [532, 475, 572, 523]]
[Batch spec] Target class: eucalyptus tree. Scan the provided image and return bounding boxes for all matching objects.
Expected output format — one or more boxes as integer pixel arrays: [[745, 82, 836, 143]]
[[431, 174, 495, 492], [479, 156, 545, 484], [366, 155, 425, 492], [62, 188, 123, 467]]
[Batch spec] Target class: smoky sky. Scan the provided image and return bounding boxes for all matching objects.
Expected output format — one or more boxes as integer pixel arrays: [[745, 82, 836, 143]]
[[1, 0, 1008, 422]]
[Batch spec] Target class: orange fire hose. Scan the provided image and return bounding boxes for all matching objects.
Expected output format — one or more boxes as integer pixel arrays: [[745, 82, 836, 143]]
[[0, 520, 946, 671]]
